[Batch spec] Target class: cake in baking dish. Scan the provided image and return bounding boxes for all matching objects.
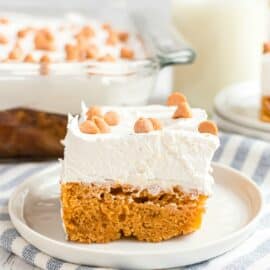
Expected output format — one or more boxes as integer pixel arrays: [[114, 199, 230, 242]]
[[0, 13, 144, 64], [60, 93, 220, 243]]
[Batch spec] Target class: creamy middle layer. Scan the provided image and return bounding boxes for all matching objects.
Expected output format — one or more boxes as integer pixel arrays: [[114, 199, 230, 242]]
[[60, 105, 219, 194]]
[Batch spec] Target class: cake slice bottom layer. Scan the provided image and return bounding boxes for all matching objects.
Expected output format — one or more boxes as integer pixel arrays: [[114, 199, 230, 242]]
[[61, 182, 208, 243], [261, 96, 270, 122]]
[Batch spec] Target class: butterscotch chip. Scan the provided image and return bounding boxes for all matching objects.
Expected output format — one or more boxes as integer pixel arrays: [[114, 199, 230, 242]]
[[102, 23, 111, 32], [167, 92, 187, 106], [87, 106, 102, 120], [0, 18, 8, 24], [92, 116, 110, 133], [65, 44, 79, 61], [263, 42, 270, 54], [34, 29, 55, 51], [77, 26, 95, 39], [173, 102, 192, 119], [41, 29, 54, 41], [17, 28, 31, 38], [8, 46, 22, 60], [149, 118, 162, 130], [86, 45, 98, 59], [106, 31, 118, 46], [39, 55, 50, 75], [198, 120, 218, 135], [104, 111, 120, 126], [0, 34, 8, 45], [23, 54, 35, 63], [80, 120, 100, 134], [120, 47, 134, 59], [118, 32, 129, 42], [40, 55, 50, 63], [98, 54, 115, 62], [134, 118, 154, 133]]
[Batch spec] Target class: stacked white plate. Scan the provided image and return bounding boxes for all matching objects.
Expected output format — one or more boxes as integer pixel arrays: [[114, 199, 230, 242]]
[[214, 81, 270, 142]]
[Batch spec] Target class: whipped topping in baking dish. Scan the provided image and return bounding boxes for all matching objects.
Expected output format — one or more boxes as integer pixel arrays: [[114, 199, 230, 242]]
[[60, 103, 220, 195], [0, 13, 145, 63]]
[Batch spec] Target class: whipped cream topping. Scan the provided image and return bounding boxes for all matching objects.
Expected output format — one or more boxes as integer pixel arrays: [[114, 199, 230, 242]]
[[262, 55, 270, 96], [61, 105, 220, 195], [0, 12, 145, 62]]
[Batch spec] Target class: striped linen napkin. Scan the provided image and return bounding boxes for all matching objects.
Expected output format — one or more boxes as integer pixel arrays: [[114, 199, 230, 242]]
[[0, 132, 269, 270]]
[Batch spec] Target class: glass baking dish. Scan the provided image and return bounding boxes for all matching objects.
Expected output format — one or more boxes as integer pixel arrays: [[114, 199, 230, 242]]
[[0, 1, 195, 159]]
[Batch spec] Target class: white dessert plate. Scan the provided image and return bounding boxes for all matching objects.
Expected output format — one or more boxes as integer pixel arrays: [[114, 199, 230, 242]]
[[213, 110, 270, 142], [9, 163, 263, 269], [214, 81, 270, 132]]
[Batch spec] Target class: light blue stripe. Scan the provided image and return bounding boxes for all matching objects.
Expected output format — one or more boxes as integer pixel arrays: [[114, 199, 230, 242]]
[[252, 147, 270, 185], [0, 198, 8, 206], [223, 238, 270, 270], [46, 257, 64, 270], [0, 164, 50, 192], [213, 133, 230, 162], [0, 228, 19, 251], [184, 260, 210, 270], [22, 244, 39, 265], [0, 166, 14, 176], [77, 266, 99, 270], [0, 213, 10, 221], [230, 138, 254, 170]]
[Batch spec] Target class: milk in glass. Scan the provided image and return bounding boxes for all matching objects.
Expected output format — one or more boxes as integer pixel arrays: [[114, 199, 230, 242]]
[[172, 0, 267, 111]]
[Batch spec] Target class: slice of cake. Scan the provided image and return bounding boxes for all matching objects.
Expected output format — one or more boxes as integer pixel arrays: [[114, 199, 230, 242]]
[[60, 93, 220, 243], [261, 54, 270, 122]]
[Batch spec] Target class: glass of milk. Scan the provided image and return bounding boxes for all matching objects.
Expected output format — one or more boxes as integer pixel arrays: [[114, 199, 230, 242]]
[[172, 0, 267, 112]]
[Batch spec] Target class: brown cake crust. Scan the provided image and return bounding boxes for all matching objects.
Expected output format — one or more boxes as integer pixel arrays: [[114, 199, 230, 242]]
[[61, 182, 208, 243], [0, 107, 67, 158]]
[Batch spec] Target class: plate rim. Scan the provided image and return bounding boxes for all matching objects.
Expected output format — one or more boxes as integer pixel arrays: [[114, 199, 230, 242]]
[[213, 108, 270, 141], [214, 81, 270, 132], [8, 162, 264, 256]]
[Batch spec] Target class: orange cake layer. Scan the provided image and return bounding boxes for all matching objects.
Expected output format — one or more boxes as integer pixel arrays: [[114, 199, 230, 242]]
[[61, 182, 208, 243], [261, 96, 270, 122]]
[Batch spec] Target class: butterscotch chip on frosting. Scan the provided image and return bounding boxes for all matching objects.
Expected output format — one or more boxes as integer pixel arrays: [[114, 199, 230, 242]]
[[77, 26, 95, 39], [106, 31, 118, 46], [134, 118, 154, 133], [65, 44, 79, 61], [120, 47, 134, 59], [23, 54, 35, 63], [98, 54, 115, 62], [104, 111, 120, 126], [263, 42, 270, 54], [0, 18, 8, 24], [40, 55, 50, 63], [198, 120, 218, 135], [118, 32, 129, 42], [8, 46, 22, 60], [102, 23, 111, 32], [0, 34, 8, 45], [86, 106, 102, 120], [167, 92, 187, 106], [92, 116, 110, 133], [149, 118, 162, 130], [173, 102, 192, 119], [86, 45, 98, 59], [34, 29, 55, 51], [17, 28, 31, 39], [40, 55, 50, 75], [80, 120, 100, 134]]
